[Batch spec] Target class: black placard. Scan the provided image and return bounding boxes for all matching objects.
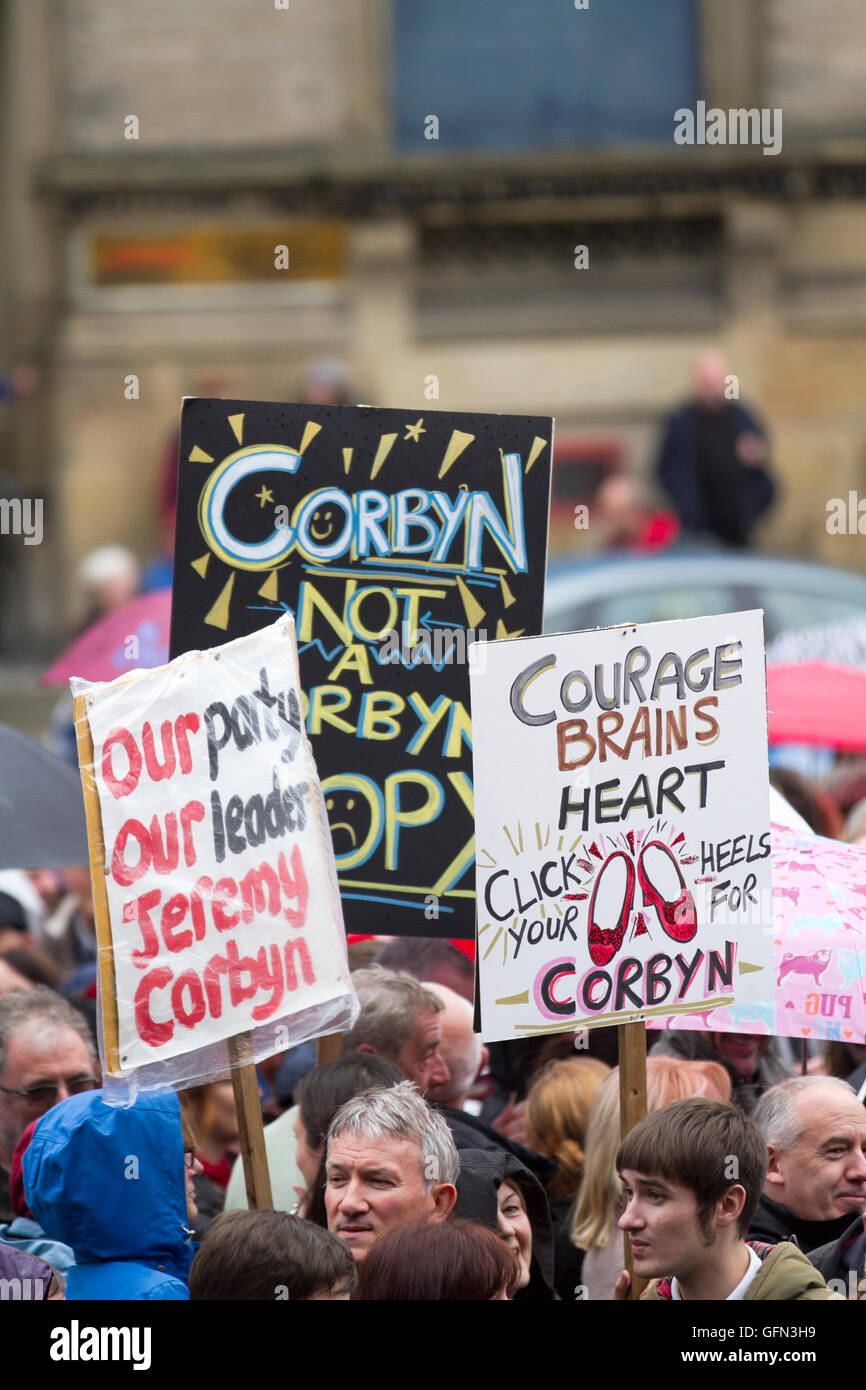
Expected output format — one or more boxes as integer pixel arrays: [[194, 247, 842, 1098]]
[[170, 399, 551, 939]]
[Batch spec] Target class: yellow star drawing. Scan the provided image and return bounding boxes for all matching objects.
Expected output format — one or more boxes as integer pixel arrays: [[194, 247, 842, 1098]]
[[255, 485, 274, 507], [404, 418, 426, 442]]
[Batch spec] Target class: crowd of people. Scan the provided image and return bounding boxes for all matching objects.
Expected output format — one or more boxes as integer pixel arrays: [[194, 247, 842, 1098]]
[[0, 899, 864, 1302]]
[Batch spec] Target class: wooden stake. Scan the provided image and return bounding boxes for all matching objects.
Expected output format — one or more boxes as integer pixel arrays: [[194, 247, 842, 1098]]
[[618, 1020, 648, 1300], [228, 1031, 273, 1210], [73, 692, 122, 1076]]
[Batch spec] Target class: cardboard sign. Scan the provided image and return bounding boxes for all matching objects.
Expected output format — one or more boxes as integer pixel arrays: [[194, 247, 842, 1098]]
[[470, 611, 774, 1042], [77, 615, 355, 1074], [170, 399, 552, 939]]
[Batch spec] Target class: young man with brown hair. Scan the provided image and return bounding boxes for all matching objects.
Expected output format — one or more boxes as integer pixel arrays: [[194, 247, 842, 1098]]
[[614, 1097, 841, 1301]]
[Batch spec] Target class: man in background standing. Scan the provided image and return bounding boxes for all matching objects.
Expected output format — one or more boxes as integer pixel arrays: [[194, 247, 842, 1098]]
[[655, 349, 776, 548]]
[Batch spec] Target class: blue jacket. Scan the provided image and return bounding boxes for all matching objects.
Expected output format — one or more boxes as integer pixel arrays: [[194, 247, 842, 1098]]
[[0, 1216, 75, 1274], [23, 1089, 193, 1300]]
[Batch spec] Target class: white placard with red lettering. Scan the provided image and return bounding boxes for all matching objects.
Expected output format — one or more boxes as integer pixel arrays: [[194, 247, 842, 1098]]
[[469, 611, 774, 1044], [83, 614, 355, 1071]]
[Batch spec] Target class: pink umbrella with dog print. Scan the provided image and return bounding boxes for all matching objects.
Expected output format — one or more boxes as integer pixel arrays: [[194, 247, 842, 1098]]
[[769, 824, 866, 1046], [650, 822, 866, 1046]]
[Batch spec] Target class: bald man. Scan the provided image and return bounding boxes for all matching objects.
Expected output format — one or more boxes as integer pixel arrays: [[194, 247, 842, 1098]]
[[422, 983, 556, 1192], [423, 983, 487, 1111]]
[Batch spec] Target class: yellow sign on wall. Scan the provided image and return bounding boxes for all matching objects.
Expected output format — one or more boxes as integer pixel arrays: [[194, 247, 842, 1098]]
[[89, 223, 345, 286]]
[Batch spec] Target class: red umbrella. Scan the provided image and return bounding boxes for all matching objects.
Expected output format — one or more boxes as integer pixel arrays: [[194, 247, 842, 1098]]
[[767, 661, 866, 751], [41, 590, 171, 686]]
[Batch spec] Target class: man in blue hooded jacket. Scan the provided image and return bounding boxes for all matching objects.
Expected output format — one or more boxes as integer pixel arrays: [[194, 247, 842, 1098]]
[[22, 1088, 195, 1299]]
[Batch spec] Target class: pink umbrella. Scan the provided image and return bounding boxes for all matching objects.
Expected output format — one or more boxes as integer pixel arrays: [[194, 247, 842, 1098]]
[[41, 590, 171, 686], [767, 661, 866, 751], [650, 823, 866, 1045]]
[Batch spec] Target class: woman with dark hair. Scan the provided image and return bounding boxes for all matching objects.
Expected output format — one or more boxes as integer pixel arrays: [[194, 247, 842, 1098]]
[[293, 1055, 404, 1224], [356, 1218, 521, 1300]]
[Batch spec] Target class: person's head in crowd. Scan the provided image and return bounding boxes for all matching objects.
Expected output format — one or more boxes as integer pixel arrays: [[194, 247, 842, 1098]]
[[1, 947, 63, 991], [356, 1218, 521, 1300], [181, 1107, 205, 1226], [497, 1178, 533, 1291], [0, 891, 32, 954], [325, 1079, 459, 1262], [700, 1031, 773, 1081], [821, 1039, 866, 1080], [294, 1054, 404, 1222], [346, 938, 382, 973], [572, 1056, 732, 1253], [452, 1146, 556, 1300], [0, 957, 34, 997], [769, 766, 842, 840], [616, 1098, 768, 1298], [692, 348, 729, 408], [77, 545, 140, 621], [190, 1210, 357, 1301], [24, 1088, 195, 1299], [373, 937, 475, 1004], [182, 1081, 239, 1181], [302, 357, 351, 407], [524, 1057, 610, 1199], [752, 1076, 866, 1223], [26, 868, 66, 916], [421, 982, 486, 1109], [0, 987, 97, 1171], [341, 968, 450, 1097]]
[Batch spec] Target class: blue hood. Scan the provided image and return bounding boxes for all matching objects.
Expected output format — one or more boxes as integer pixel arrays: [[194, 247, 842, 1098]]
[[23, 1089, 193, 1280]]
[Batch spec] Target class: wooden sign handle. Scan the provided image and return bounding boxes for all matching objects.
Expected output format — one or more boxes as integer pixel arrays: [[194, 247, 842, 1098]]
[[228, 1031, 273, 1210], [618, 1020, 648, 1300], [72, 691, 122, 1076]]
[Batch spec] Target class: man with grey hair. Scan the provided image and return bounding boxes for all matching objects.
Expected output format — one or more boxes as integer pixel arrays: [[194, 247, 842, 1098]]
[[324, 1079, 459, 1262], [748, 1075, 866, 1254], [0, 987, 97, 1222], [341, 968, 450, 1098], [347, 972, 556, 1192]]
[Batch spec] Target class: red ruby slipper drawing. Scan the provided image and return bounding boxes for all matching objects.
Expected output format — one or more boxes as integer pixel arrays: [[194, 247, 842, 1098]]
[[637, 839, 697, 944]]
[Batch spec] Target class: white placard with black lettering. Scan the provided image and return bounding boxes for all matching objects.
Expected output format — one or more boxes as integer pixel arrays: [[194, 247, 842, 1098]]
[[469, 611, 773, 1043]]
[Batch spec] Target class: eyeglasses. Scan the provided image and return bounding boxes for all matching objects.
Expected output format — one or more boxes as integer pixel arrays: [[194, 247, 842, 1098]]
[[0, 1076, 99, 1106]]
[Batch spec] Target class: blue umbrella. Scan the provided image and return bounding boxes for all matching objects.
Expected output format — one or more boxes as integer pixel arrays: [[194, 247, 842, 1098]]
[[0, 722, 89, 869]]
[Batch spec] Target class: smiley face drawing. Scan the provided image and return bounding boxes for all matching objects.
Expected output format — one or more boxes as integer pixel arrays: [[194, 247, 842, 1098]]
[[309, 508, 335, 543], [322, 775, 384, 871]]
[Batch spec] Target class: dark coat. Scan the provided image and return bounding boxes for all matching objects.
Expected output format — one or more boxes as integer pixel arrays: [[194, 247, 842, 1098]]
[[433, 1101, 557, 1189], [847, 1058, 866, 1101], [748, 1193, 855, 1255], [452, 1146, 558, 1300], [656, 400, 775, 545], [807, 1215, 865, 1295]]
